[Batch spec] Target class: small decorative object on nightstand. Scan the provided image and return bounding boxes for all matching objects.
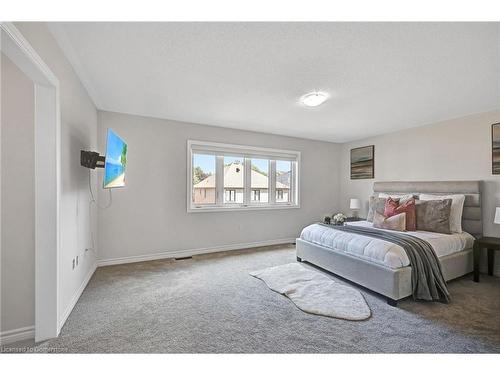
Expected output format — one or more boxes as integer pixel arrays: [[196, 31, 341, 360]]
[[332, 213, 347, 225], [350, 198, 361, 218], [473, 207, 500, 282]]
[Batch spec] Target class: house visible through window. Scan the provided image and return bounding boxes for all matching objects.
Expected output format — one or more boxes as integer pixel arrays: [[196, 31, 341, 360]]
[[189, 141, 299, 211], [251, 158, 269, 203], [192, 154, 216, 205], [252, 189, 261, 202], [225, 189, 237, 202], [276, 189, 283, 200], [223, 156, 244, 203], [275, 160, 291, 203]]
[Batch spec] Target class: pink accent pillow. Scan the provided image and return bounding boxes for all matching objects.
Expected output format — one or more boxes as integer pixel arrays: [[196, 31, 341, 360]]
[[384, 197, 416, 231]]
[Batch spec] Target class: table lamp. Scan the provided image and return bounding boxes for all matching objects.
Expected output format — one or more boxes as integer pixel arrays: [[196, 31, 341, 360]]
[[495, 207, 500, 224], [350, 198, 361, 218]]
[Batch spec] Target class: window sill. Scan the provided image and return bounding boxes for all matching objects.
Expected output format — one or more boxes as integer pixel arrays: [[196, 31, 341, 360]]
[[187, 204, 300, 213]]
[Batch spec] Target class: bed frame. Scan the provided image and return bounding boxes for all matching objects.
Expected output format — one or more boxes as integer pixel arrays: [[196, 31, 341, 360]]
[[296, 181, 483, 306]]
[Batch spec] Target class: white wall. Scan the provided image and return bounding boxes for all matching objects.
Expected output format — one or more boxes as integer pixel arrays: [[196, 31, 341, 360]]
[[339, 110, 500, 274], [97, 111, 341, 262], [13, 22, 99, 329], [1, 54, 35, 333]]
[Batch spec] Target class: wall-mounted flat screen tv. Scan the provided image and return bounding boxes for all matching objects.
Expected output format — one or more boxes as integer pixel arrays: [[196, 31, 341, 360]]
[[103, 129, 127, 188]]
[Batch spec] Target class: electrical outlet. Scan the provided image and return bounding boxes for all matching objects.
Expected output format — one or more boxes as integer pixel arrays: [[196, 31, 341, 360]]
[[72, 258, 75, 269]]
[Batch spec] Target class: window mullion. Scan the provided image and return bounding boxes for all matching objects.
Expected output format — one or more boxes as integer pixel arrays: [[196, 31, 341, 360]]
[[216, 155, 224, 206], [189, 151, 194, 209], [244, 157, 251, 206], [270, 160, 276, 205]]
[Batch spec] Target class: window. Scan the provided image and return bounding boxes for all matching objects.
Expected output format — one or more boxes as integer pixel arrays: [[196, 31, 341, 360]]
[[276, 189, 284, 200], [188, 140, 300, 212], [275, 160, 291, 203], [192, 153, 216, 205], [251, 158, 269, 203], [224, 156, 244, 204], [225, 189, 237, 202], [252, 189, 261, 202]]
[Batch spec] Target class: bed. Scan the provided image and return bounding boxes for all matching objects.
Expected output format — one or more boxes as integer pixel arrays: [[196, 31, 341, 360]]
[[296, 181, 483, 305]]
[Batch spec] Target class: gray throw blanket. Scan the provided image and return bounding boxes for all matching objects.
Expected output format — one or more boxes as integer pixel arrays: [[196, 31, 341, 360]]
[[318, 223, 450, 303]]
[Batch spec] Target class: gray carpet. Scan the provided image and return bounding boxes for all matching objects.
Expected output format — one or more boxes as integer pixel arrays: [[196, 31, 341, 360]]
[[22, 245, 500, 352]]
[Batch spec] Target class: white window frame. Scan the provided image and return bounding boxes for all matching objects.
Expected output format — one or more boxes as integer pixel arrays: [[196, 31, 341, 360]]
[[187, 140, 300, 212]]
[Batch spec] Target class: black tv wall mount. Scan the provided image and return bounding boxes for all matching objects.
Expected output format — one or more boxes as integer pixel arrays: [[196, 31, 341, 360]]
[[80, 150, 105, 169]]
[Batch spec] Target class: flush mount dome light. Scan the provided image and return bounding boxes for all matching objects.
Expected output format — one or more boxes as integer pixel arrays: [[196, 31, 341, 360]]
[[300, 91, 329, 107]]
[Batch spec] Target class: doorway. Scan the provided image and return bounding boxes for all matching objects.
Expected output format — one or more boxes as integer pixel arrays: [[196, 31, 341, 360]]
[[1, 22, 61, 343]]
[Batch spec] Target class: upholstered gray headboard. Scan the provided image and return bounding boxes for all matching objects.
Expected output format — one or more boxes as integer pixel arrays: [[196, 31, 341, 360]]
[[373, 181, 483, 238]]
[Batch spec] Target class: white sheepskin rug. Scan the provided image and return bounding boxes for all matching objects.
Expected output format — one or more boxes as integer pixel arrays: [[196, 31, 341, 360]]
[[250, 263, 371, 321]]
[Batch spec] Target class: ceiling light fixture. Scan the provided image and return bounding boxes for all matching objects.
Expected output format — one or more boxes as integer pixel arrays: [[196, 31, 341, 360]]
[[300, 91, 329, 107]]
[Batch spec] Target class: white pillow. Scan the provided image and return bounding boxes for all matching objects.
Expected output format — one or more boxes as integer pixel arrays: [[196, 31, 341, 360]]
[[419, 194, 466, 233]]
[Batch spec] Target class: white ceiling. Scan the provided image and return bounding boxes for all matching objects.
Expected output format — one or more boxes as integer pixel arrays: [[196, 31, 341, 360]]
[[48, 22, 500, 143]]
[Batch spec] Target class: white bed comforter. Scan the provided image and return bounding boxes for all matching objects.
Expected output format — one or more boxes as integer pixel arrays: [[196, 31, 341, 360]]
[[299, 221, 475, 269]]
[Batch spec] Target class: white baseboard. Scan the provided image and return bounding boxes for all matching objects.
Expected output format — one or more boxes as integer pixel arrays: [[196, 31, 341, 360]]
[[97, 238, 295, 267], [0, 326, 35, 346], [58, 262, 97, 333]]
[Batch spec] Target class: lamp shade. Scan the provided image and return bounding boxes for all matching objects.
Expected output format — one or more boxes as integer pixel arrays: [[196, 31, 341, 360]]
[[495, 207, 500, 224], [350, 198, 361, 210]]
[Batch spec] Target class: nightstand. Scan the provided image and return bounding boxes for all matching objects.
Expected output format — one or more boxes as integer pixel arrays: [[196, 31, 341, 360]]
[[473, 237, 500, 282], [345, 217, 364, 222]]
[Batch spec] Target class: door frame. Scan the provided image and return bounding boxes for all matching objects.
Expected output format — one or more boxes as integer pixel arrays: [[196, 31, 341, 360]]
[[1, 22, 61, 342]]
